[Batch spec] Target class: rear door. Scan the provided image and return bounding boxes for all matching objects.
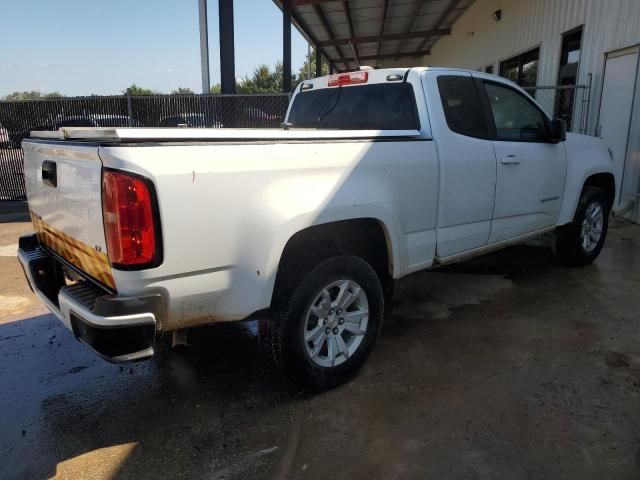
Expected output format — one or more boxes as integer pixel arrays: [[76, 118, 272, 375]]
[[477, 79, 567, 243], [424, 71, 497, 257], [22, 140, 115, 289]]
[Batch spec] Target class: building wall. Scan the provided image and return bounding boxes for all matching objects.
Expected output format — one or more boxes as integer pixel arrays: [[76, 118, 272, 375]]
[[409, 0, 640, 136]]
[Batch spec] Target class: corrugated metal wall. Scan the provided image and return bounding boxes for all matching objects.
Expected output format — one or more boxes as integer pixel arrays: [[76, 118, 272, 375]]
[[411, 0, 640, 136]]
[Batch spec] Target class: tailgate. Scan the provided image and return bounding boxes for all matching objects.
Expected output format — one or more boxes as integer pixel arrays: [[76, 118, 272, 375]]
[[22, 140, 115, 290]]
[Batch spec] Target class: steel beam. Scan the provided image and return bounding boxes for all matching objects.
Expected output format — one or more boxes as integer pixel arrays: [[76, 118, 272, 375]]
[[218, 0, 236, 94], [415, 0, 463, 53], [318, 28, 452, 47], [313, 4, 350, 70], [291, 0, 338, 5], [376, 0, 390, 67], [342, 2, 359, 64], [315, 47, 322, 77], [283, 0, 292, 92], [336, 49, 431, 63], [198, 0, 210, 94]]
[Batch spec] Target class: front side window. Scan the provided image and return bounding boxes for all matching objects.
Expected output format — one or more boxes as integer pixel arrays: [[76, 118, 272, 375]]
[[484, 82, 547, 141], [437, 75, 488, 139], [287, 83, 419, 130]]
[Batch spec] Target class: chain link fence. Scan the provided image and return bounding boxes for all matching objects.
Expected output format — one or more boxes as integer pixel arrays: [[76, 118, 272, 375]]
[[523, 80, 591, 134], [0, 93, 291, 200]]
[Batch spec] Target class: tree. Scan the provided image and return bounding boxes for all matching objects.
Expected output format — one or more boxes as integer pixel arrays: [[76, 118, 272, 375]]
[[171, 87, 194, 94], [298, 49, 329, 80], [124, 84, 158, 96], [210, 83, 222, 94], [236, 62, 299, 93], [2, 90, 63, 100]]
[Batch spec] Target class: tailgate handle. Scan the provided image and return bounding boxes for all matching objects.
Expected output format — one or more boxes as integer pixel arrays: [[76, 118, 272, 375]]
[[42, 161, 57, 187]]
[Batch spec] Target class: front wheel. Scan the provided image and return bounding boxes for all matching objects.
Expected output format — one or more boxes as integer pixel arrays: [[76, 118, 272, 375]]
[[259, 255, 384, 392], [553, 186, 609, 266]]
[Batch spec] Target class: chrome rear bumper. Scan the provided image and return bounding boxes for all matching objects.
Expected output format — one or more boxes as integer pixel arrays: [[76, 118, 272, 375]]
[[17, 234, 161, 362]]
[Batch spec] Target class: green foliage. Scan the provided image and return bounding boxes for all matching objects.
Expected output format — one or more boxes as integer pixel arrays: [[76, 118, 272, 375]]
[[124, 84, 158, 96], [2, 90, 63, 100], [298, 49, 329, 80], [235, 51, 329, 93], [171, 87, 195, 94], [236, 62, 292, 93], [210, 84, 222, 94]]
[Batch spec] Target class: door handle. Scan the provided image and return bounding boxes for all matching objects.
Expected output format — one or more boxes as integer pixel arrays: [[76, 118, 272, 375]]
[[501, 154, 521, 165]]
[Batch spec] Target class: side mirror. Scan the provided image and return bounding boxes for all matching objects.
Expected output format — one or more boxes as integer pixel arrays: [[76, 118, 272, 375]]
[[548, 118, 567, 143]]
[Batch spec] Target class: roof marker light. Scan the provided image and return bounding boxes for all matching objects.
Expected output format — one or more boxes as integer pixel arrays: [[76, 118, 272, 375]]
[[328, 71, 368, 87], [301, 82, 314, 91], [386, 74, 403, 81]]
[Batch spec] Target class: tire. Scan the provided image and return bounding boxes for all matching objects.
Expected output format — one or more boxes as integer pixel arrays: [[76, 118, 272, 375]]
[[259, 255, 384, 392], [553, 186, 609, 266]]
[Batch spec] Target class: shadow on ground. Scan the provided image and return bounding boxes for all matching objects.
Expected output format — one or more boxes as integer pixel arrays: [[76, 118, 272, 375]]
[[1, 220, 639, 479]]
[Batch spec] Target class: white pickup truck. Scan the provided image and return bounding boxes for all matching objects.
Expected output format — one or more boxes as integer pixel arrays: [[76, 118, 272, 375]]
[[18, 68, 616, 391]]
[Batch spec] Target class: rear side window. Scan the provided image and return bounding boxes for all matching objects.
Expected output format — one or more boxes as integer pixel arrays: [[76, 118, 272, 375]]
[[437, 75, 488, 139], [287, 83, 420, 130]]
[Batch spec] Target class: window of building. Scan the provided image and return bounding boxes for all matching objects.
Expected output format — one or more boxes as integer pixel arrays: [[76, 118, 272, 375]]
[[483, 82, 547, 142], [499, 48, 540, 88], [485, 65, 494, 74], [437, 75, 489, 139], [555, 26, 583, 129]]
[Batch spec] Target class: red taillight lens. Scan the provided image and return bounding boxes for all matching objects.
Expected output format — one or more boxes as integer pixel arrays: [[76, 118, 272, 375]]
[[328, 71, 368, 87], [102, 170, 158, 268]]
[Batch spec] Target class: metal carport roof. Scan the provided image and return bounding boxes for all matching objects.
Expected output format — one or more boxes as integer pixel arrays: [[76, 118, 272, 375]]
[[272, 0, 475, 71]]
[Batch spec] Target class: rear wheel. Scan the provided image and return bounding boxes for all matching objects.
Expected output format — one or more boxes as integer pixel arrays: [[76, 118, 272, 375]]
[[260, 255, 383, 392], [553, 186, 609, 266]]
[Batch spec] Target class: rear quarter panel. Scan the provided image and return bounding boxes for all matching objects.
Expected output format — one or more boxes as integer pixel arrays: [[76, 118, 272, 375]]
[[98, 139, 438, 329]]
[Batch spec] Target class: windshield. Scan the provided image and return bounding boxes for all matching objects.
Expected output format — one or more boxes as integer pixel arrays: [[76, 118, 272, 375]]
[[287, 83, 420, 130]]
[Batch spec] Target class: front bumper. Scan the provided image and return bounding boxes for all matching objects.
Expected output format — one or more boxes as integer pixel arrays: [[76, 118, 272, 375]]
[[17, 234, 161, 362]]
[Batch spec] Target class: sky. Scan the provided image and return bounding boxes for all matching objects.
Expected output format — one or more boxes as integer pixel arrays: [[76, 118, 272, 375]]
[[0, 0, 308, 97]]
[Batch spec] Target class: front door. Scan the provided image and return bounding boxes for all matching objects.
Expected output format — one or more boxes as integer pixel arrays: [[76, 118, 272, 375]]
[[479, 80, 567, 243], [597, 46, 639, 206]]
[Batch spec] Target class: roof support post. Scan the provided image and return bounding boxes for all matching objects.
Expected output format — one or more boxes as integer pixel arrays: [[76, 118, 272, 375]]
[[218, 0, 236, 94], [283, 0, 292, 92], [315, 47, 322, 77], [198, 0, 210, 94]]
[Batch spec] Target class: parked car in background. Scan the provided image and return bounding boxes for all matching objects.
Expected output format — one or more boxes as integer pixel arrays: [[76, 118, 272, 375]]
[[240, 107, 281, 127], [0, 122, 9, 146], [54, 114, 134, 128], [159, 113, 223, 128], [18, 67, 616, 392]]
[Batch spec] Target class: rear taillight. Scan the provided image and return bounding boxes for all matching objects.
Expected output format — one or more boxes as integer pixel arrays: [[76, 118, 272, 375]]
[[328, 71, 368, 87], [102, 170, 160, 268]]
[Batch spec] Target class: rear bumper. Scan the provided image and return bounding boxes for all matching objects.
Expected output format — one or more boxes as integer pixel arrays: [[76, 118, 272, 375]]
[[17, 234, 161, 362]]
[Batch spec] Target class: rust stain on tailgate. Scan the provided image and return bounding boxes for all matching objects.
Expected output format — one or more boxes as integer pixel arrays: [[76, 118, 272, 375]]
[[30, 212, 116, 290]]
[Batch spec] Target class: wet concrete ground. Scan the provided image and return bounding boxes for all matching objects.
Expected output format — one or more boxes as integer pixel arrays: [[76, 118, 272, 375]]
[[1, 212, 639, 479]]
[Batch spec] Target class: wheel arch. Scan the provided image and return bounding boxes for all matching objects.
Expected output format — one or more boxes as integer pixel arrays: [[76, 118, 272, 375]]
[[268, 217, 397, 308], [558, 169, 616, 225], [584, 173, 615, 210]]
